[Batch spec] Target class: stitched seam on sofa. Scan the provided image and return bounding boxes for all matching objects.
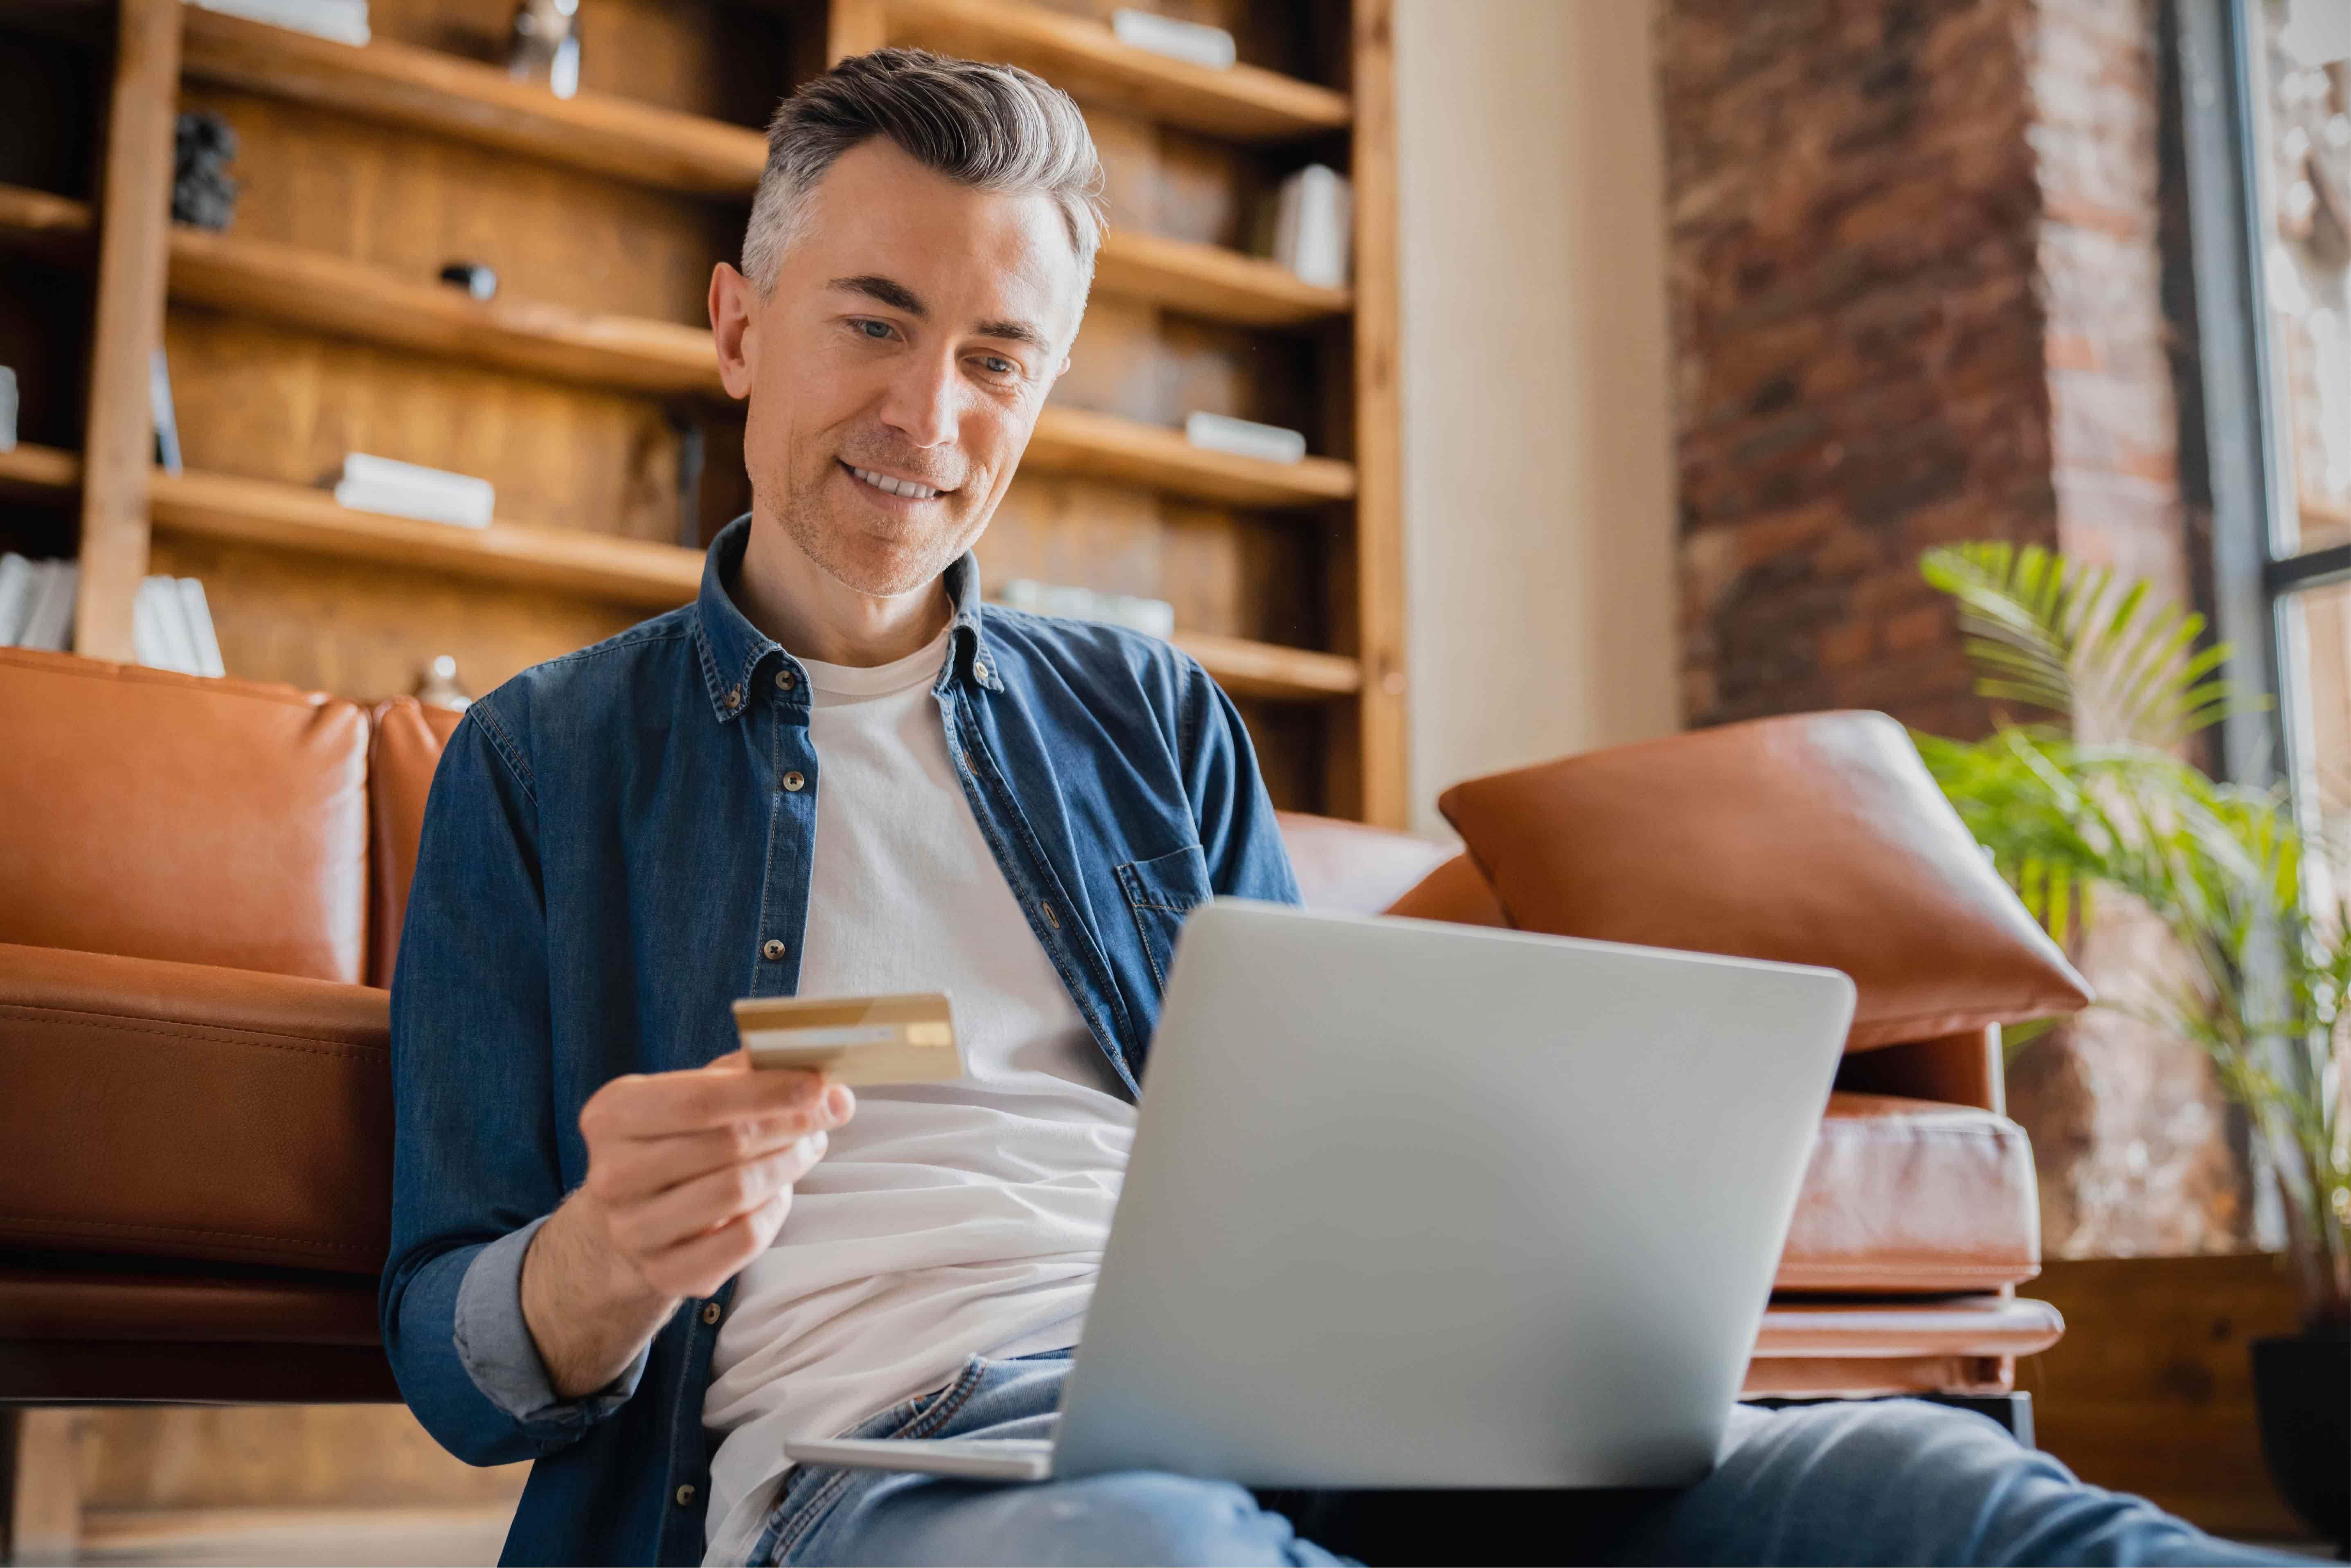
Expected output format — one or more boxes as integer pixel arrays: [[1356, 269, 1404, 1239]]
[[465, 701, 538, 800], [0, 651, 342, 709], [0, 1214, 374, 1253], [1776, 1262, 2036, 1278], [0, 1005, 385, 1058], [772, 1357, 991, 1562]]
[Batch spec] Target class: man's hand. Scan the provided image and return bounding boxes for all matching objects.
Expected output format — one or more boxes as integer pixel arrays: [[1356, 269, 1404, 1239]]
[[519, 1051, 856, 1399]]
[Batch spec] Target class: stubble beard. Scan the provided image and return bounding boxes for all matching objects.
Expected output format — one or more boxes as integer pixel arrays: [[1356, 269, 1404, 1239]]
[[766, 447, 976, 600]]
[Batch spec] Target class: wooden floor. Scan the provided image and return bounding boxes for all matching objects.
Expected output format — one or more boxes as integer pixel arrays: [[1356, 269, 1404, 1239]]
[[2027, 1252, 2315, 1541], [76, 1504, 514, 1567]]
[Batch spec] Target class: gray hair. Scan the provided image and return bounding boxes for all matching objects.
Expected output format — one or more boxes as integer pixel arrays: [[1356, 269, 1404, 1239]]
[[742, 47, 1106, 297]]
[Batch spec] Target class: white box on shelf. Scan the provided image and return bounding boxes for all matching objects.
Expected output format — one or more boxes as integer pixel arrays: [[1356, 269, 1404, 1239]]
[[178, 577, 228, 677], [998, 578, 1176, 640], [133, 576, 200, 673], [1110, 8, 1237, 70], [1184, 411, 1308, 465], [335, 452, 496, 529], [1272, 164, 1351, 290], [185, 0, 371, 47]]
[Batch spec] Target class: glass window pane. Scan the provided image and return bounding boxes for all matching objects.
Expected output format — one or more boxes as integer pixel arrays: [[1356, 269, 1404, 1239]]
[[2253, 1, 2351, 554], [2284, 578, 2351, 842]]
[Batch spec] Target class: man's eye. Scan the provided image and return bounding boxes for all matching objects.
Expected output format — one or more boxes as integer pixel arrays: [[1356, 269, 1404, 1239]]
[[855, 319, 893, 340], [976, 355, 1016, 376]]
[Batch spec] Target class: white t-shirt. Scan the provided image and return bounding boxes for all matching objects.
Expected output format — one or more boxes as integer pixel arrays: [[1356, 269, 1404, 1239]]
[[700, 627, 1136, 1565]]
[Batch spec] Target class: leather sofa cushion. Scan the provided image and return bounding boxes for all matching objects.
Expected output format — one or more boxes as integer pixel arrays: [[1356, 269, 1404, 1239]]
[[1384, 853, 1508, 927], [0, 942, 390, 1275], [1778, 1093, 2037, 1291], [1437, 710, 2093, 1050], [368, 698, 464, 987], [1276, 811, 1457, 917], [0, 649, 370, 983]]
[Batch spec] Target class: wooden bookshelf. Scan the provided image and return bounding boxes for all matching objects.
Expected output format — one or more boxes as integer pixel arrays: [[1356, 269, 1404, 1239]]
[[0, 184, 1356, 505], [6, 0, 1404, 822], [0, 445, 1357, 701], [876, 0, 1352, 141]]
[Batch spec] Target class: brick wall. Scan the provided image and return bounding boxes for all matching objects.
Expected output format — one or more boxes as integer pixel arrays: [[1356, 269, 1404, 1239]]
[[1656, 0, 2252, 1254]]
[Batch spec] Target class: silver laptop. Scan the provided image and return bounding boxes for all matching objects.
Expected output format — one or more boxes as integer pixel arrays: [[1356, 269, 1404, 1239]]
[[786, 898, 1853, 1488]]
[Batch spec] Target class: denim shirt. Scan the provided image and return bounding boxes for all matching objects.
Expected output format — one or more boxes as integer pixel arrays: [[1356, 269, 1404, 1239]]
[[381, 516, 1300, 1567]]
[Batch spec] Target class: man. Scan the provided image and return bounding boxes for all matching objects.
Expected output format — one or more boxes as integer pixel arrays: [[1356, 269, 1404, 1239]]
[[385, 48, 2298, 1568]]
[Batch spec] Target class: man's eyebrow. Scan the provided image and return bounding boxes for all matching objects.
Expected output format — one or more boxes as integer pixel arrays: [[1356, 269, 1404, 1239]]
[[973, 317, 1053, 353], [826, 274, 1052, 355], [826, 274, 926, 316]]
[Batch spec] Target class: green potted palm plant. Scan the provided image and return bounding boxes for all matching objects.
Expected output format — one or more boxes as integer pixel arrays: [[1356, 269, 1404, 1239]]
[[1914, 542, 2346, 1551]]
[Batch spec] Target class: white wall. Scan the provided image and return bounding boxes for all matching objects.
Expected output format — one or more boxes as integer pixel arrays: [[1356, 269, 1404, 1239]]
[[1394, 0, 1681, 837]]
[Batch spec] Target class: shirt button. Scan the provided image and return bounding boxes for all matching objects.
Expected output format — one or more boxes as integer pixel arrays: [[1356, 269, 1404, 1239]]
[[674, 1484, 696, 1507], [700, 1301, 723, 1326], [723, 686, 742, 711], [774, 669, 795, 691], [973, 659, 992, 682], [782, 770, 805, 792], [761, 938, 786, 962]]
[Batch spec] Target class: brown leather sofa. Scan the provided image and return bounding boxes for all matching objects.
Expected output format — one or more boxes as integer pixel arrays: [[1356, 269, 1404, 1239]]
[[0, 646, 2078, 1421]]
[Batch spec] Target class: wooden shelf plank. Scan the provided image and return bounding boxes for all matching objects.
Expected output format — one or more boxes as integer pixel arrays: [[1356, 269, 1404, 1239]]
[[177, 7, 769, 198], [2, 445, 1356, 698], [0, 182, 96, 265], [0, 442, 82, 499], [1094, 227, 1347, 327], [1169, 629, 1359, 699], [149, 468, 706, 610], [0, 171, 1343, 333], [881, 0, 1350, 142], [168, 225, 725, 397], [1029, 404, 1354, 508]]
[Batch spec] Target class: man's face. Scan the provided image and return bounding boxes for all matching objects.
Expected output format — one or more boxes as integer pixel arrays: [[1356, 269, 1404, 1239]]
[[714, 138, 1085, 599]]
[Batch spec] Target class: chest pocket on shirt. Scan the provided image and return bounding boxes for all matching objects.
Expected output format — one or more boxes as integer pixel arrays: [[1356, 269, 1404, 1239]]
[[1115, 844, 1214, 992]]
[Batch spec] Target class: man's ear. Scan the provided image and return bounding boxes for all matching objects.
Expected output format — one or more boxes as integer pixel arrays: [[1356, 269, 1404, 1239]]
[[709, 262, 759, 401]]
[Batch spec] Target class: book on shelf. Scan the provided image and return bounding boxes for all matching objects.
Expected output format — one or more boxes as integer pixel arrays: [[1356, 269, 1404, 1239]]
[[131, 573, 227, 677], [151, 348, 184, 477], [333, 452, 497, 530], [1272, 164, 1351, 290], [1184, 411, 1308, 465], [1110, 8, 1237, 70], [184, 0, 371, 47], [0, 552, 38, 644], [6, 557, 78, 652], [0, 365, 17, 452]]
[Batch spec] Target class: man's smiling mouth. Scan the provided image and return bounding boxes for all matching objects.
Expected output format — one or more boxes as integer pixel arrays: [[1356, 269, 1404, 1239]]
[[842, 461, 951, 500]]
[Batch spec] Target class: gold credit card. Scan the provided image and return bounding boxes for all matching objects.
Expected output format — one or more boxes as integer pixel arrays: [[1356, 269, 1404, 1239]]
[[732, 991, 960, 1087]]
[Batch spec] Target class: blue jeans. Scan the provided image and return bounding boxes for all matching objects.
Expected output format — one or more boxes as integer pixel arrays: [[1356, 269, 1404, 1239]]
[[752, 1351, 2304, 1566]]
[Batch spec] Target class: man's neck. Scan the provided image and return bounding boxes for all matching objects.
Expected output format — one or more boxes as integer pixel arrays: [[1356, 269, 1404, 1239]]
[[734, 514, 954, 668]]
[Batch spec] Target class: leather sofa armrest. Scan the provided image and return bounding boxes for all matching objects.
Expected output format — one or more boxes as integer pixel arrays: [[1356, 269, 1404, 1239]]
[[0, 943, 391, 1274]]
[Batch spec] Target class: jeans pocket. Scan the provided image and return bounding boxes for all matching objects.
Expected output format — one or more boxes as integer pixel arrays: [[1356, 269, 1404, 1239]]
[[1115, 843, 1214, 991]]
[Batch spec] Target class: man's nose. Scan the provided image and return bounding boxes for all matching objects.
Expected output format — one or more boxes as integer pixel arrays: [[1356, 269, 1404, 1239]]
[[876, 351, 961, 450]]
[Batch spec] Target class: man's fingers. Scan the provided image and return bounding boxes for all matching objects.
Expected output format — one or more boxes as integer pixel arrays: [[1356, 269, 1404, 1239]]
[[633, 1191, 793, 1300], [605, 1132, 827, 1258], [581, 1060, 833, 1141], [586, 1099, 838, 1204]]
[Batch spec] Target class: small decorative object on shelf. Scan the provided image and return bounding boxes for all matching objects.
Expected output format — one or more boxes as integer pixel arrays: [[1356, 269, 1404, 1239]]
[[1184, 411, 1307, 465], [1271, 164, 1351, 290], [0, 365, 16, 452], [508, 0, 581, 101], [333, 452, 495, 529], [438, 261, 499, 301], [995, 578, 1176, 639], [415, 653, 473, 711], [171, 110, 239, 232], [185, 0, 370, 47], [150, 349, 184, 476], [1110, 8, 1237, 70]]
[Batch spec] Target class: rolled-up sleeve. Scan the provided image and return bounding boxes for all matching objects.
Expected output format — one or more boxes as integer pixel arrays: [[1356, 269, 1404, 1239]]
[[380, 701, 636, 1464]]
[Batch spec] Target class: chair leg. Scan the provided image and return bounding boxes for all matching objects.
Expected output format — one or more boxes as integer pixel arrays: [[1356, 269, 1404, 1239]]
[[2, 1409, 85, 1566]]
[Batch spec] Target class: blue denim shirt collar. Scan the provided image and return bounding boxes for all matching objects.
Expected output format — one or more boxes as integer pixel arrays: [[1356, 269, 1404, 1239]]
[[693, 514, 1003, 724]]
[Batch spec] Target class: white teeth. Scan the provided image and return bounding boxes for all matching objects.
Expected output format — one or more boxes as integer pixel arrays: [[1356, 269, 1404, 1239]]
[[851, 466, 941, 500]]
